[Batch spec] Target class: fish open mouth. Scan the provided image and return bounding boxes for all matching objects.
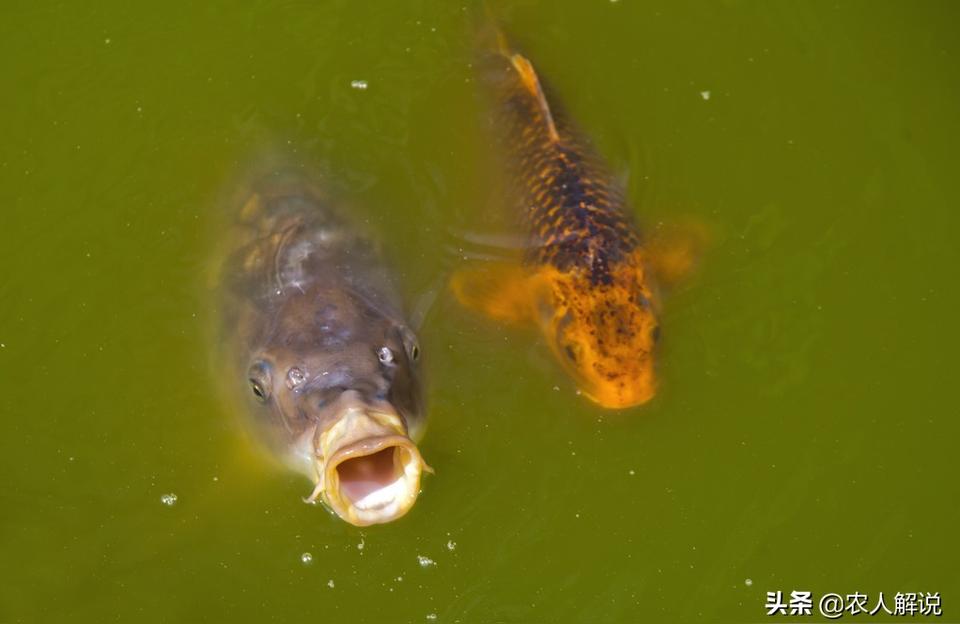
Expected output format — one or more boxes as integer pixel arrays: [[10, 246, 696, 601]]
[[312, 407, 429, 526], [326, 436, 425, 525]]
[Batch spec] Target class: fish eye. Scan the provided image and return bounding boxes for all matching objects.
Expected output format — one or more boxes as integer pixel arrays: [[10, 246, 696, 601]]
[[249, 379, 268, 402], [247, 361, 272, 403], [564, 344, 578, 362], [397, 326, 421, 362]]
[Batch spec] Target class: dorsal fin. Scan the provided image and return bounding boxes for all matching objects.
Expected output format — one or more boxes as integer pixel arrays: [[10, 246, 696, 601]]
[[509, 53, 560, 142]]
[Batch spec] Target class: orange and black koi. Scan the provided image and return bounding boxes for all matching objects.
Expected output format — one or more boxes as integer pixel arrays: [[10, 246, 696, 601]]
[[452, 31, 665, 409]]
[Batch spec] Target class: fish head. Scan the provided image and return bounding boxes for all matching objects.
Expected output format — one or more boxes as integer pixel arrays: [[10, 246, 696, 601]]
[[244, 288, 428, 525], [536, 265, 660, 409]]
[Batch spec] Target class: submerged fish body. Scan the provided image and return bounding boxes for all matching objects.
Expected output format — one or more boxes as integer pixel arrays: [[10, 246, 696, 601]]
[[452, 31, 660, 409], [217, 170, 429, 526]]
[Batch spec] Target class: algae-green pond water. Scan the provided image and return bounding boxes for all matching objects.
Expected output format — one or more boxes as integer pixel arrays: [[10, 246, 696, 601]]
[[1, 1, 958, 622]]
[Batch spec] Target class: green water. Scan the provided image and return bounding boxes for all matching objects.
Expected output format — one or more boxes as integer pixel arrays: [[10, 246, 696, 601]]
[[2, 1, 958, 622]]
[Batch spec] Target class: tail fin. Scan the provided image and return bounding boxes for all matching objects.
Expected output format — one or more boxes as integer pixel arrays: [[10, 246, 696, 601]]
[[473, 2, 511, 59], [473, 5, 560, 142]]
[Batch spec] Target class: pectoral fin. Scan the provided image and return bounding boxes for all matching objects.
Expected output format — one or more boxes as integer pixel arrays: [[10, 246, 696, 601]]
[[449, 263, 537, 325], [644, 218, 713, 287]]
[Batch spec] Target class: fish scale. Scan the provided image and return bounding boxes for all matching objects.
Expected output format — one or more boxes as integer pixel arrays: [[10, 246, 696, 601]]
[[454, 27, 663, 408], [491, 58, 640, 286]]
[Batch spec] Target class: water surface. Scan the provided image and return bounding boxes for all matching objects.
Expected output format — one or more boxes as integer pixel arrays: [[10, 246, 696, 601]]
[[1, 1, 958, 622]]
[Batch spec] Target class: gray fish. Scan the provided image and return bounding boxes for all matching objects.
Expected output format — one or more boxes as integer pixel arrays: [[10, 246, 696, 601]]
[[216, 168, 430, 526]]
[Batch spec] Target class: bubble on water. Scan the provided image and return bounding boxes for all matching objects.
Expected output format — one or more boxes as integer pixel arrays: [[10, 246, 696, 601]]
[[744, 578, 753, 587], [417, 555, 435, 568], [160, 493, 178, 506], [446, 540, 456, 551], [628, 469, 635, 476], [327, 579, 335, 588], [350, 80, 368, 90], [300, 552, 313, 565], [700, 90, 711, 100], [426, 614, 438, 621], [357, 538, 365, 551]]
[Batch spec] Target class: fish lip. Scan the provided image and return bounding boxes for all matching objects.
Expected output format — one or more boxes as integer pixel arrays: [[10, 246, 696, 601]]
[[573, 368, 657, 408], [553, 354, 657, 409], [315, 410, 430, 526], [325, 436, 427, 526], [580, 385, 655, 409], [327, 434, 416, 465]]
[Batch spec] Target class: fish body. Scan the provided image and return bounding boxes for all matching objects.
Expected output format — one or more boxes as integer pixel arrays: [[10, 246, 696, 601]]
[[216, 169, 429, 526], [453, 32, 660, 409]]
